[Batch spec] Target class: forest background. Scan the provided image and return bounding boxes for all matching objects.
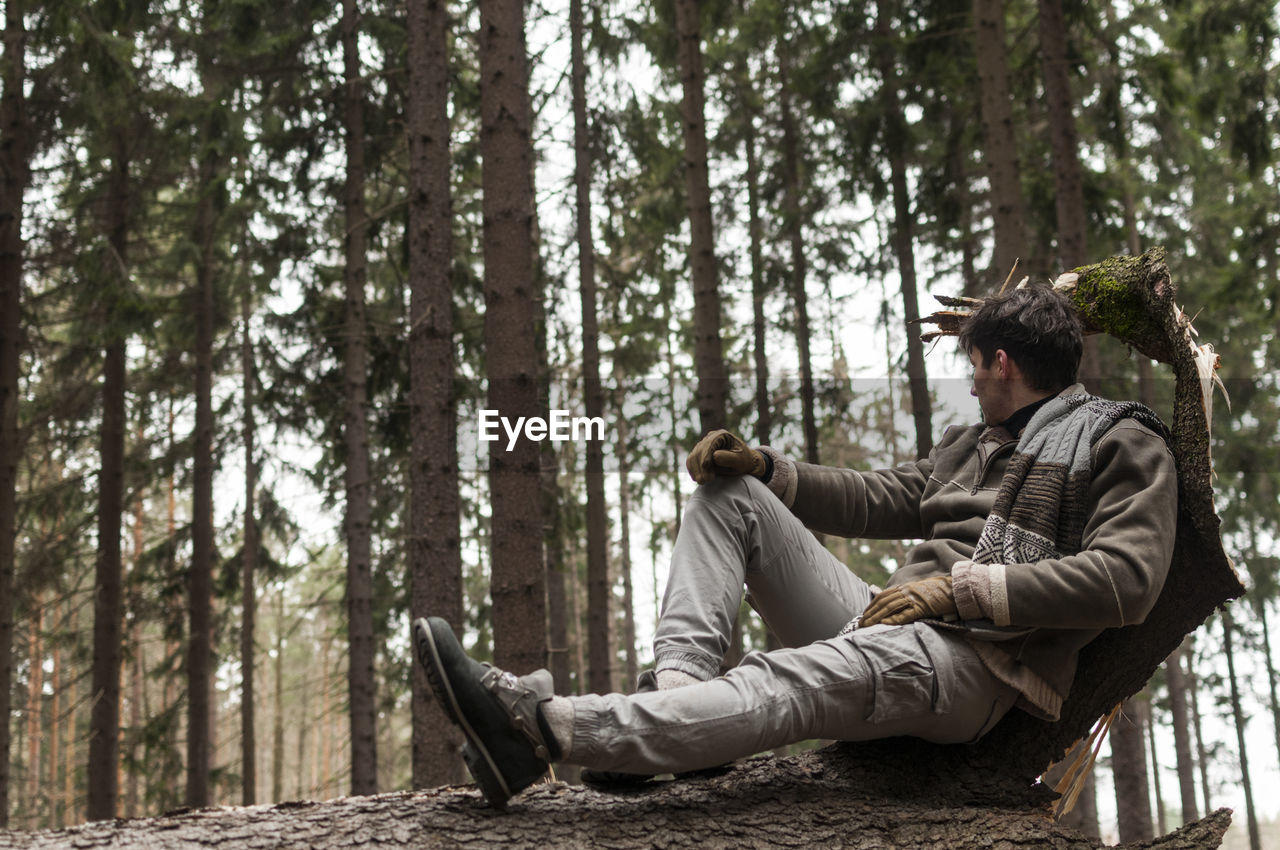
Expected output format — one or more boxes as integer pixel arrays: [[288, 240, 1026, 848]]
[[2, 0, 1280, 846]]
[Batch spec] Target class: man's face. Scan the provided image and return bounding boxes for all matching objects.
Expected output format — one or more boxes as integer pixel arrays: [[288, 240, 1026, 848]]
[[969, 347, 1013, 424]]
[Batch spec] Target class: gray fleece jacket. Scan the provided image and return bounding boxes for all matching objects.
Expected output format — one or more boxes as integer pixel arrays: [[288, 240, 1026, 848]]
[[760, 384, 1178, 720]]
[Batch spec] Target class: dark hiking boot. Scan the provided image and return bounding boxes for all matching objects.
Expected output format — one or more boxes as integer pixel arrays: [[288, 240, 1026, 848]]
[[412, 616, 559, 807], [580, 669, 658, 789]]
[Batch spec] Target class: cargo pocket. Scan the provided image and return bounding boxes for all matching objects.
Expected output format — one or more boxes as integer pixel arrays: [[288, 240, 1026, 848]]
[[854, 623, 954, 725]]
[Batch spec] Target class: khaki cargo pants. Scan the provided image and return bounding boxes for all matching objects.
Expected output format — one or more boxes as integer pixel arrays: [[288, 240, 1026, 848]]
[[566, 475, 1018, 775]]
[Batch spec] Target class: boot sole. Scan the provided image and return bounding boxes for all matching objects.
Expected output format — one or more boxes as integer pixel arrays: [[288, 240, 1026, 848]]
[[413, 618, 514, 807]]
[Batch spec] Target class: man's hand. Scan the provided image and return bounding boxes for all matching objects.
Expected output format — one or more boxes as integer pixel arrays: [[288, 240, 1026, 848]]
[[686, 429, 766, 484], [859, 576, 956, 627]]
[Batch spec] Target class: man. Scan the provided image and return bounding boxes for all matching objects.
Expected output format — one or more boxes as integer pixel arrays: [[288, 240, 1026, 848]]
[[413, 285, 1178, 807]]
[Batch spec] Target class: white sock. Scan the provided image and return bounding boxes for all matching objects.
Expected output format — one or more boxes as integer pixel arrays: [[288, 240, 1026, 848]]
[[656, 668, 700, 690], [541, 696, 575, 760]]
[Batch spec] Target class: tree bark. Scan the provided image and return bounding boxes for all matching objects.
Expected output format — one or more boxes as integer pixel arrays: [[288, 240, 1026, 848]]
[[673, 0, 727, 436], [571, 0, 611, 697], [240, 272, 257, 806], [341, 0, 378, 796], [406, 0, 464, 789], [0, 0, 29, 825], [1164, 641, 1199, 823], [25, 604, 41, 827], [616, 407, 637, 690], [777, 23, 818, 465], [88, 133, 130, 823], [0, 749, 1235, 849], [479, 0, 546, 674], [972, 0, 1029, 283], [874, 0, 932, 459], [272, 591, 285, 803], [1036, 0, 1101, 385], [187, 36, 225, 808], [1144, 698, 1167, 836], [662, 299, 683, 537], [1037, 0, 1087, 271], [743, 96, 770, 448], [1221, 608, 1260, 850], [1185, 639, 1213, 819], [1111, 696, 1154, 842], [1257, 600, 1280, 774]]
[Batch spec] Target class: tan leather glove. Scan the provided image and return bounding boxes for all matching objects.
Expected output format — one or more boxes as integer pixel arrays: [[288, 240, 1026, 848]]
[[685, 429, 766, 484], [859, 576, 956, 627]]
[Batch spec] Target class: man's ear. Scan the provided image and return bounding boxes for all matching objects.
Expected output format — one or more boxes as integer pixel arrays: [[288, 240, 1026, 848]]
[[994, 349, 1011, 379], [996, 350, 1025, 382]]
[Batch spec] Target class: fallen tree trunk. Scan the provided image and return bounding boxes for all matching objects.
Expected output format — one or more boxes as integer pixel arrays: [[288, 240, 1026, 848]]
[[0, 747, 1233, 848]]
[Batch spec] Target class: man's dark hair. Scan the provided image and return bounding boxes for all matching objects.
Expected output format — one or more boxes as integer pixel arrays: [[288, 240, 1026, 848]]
[[958, 285, 1084, 392]]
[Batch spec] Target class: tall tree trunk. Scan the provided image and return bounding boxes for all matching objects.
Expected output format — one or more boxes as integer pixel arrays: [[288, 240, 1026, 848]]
[[571, 0, 611, 696], [1221, 609, 1261, 850], [1164, 641, 1199, 823], [341, 0, 378, 796], [272, 590, 285, 803], [972, 0, 1028, 284], [1144, 699, 1166, 835], [1185, 639, 1213, 818], [743, 98, 770, 448], [673, 0, 727, 436], [1036, 0, 1086, 269], [126, 622, 142, 818], [544, 482, 572, 697], [406, 0, 464, 788], [662, 298, 683, 537], [64, 607, 77, 825], [26, 604, 41, 826], [1036, 0, 1100, 384], [531, 182, 571, 764], [873, 0, 932, 459], [49, 607, 61, 827], [777, 26, 818, 464], [1111, 696, 1154, 842], [0, 0, 29, 825], [187, 57, 220, 807], [479, 0, 546, 674], [240, 280, 257, 805], [616, 407, 637, 690], [1257, 600, 1280, 772], [126, 497, 143, 819], [88, 135, 130, 823], [164, 401, 182, 807]]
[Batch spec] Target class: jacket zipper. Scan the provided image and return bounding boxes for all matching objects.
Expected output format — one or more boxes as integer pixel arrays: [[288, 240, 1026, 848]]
[[972, 439, 1016, 495]]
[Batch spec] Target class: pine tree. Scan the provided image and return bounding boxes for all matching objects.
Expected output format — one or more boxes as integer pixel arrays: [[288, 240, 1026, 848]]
[[673, 0, 728, 436], [776, 9, 819, 465], [186, 14, 229, 806], [479, 0, 546, 674], [1110, 696, 1154, 841], [406, 0, 465, 788], [872, 0, 932, 458], [971, 0, 1028, 282], [570, 0, 612, 697], [0, 0, 31, 825], [239, 268, 258, 806], [340, 0, 378, 796]]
